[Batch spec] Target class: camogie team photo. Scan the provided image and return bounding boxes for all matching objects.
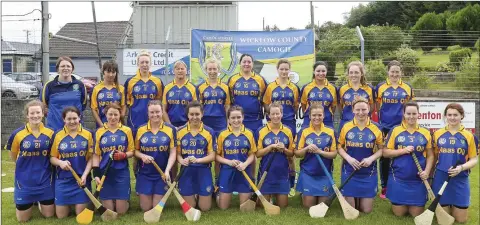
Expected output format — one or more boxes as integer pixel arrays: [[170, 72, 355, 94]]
[[3, 52, 478, 225]]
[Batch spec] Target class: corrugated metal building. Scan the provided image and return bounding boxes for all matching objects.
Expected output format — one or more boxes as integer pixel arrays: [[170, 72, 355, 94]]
[[117, 1, 238, 84]]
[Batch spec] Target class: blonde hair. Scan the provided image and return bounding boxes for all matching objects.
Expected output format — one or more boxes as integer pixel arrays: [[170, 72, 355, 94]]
[[347, 61, 367, 86], [352, 95, 370, 109], [276, 59, 291, 69], [309, 103, 324, 117], [266, 102, 284, 115], [203, 58, 221, 71], [173, 60, 187, 69], [23, 100, 46, 120], [136, 50, 152, 66]]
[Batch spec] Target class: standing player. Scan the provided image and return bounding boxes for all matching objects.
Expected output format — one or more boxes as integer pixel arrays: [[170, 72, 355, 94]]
[[50, 106, 94, 218], [255, 102, 294, 208], [177, 101, 216, 211], [337, 96, 384, 213], [383, 101, 433, 216], [432, 103, 478, 223], [295, 103, 337, 208], [216, 106, 256, 209], [92, 103, 135, 215], [376, 60, 414, 198], [300, 61, 337, 129], [6, 100, 55, 222], [134, 100, 177, 212]]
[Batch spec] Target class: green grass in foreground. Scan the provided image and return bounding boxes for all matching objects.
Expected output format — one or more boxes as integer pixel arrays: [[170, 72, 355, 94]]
[[1, 150, 479, 225]]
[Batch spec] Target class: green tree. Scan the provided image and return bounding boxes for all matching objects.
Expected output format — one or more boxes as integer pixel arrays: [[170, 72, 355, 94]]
[[446, 4, 480, 46], [411, 12, 445, 50]]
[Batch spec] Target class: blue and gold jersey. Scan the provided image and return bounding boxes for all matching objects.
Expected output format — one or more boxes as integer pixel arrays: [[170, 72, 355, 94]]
[[91, 82, 126, 127], [256, 123, 294, 183], [163, 79, 197, 125], [295, 124, 337, 176], [135, 121, 176, 179], [300, 79, 337, 124], [433, 125, 478, 177], [338, 118, 383, 175], [376, 79, 414, 130], [263, 79, 300, 121], [51, 125, 94, 179], [217, 125, 256, 169], [5, 123, 54, 190], [177, 122, 215, 168], [197, 79, 230, 118], [124, 71, 164, 130], [94, 123, 134, 170], [338, 81, 374, 122], [385, 122, 432, 181], [227, 72, 267, 121]]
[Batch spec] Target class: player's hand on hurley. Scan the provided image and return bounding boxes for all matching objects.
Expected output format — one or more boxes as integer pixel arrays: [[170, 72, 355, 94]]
[[418, 170, 429, 180], [359, 157, 373, 167], [141, 155, 154, 164], [229, 159, 241, 167], [346, 156, 361, 170], [180, 157, 190, 166], [95, 177, 102, 185], [113, 150, 127, 161], [164, 170, 171, 183], [80, 174, 88, 186], [236, 162, 247, 171], [60, 160, 71, 170], [403, 146, 414, 154], [307, 144, 321, 154], [448, 165, 463, 177]]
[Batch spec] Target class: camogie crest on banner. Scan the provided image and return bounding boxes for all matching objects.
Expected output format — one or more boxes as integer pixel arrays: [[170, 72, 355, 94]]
[[199, 41, 238, 76]]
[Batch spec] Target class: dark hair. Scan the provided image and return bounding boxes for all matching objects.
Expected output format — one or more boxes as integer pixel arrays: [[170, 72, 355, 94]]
[[227, 105, 244, 118], [239, 54, 253, 64], [103, 103, 122, 121], [185, 100, 204, 115], [402, 100, 419, 113], [102, 60, 120, 89], [276, 59, 291, 69], [444, 103, 465, 120], [56, 56, 75, 72], [62, 106, 81, 119], [387, 60, 402, 71], [312, 61, 328, 79]]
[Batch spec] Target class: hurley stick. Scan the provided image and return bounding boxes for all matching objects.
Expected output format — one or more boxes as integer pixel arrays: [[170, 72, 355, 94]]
[[241, 170, 280, 215], [411, 153, 454, 225]]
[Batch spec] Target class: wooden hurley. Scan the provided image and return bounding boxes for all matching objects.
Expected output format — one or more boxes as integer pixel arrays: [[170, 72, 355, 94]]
[[68, 166, 117, 224], [151, 162, 201, 221], [411, 154, 455, 225], [314, 154, 359, 220], [240, 152, 277, 212], [414, 160, 461, 225], [309, 168, 358, 218], [241, 170, 280, 216]]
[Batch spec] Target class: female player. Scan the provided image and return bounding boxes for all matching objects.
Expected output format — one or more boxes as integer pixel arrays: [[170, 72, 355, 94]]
[[255, 102, 294, 208], [376, 60, 415, 198], [197, 58, 231, 136], [216, 105, 256, 209], [295, 103, 337, 208], [337, 96, 384, 213], [383, 101, 433, 216], [134, 100, 177, 212], [163, 60, 198, 128], [6, 100, 55, 222], [300, 61, 337, 129], [227, 54, 267, 133], [337, 61, 374, 132], [92, 103, 135, 215], [124, 50, 164, 133], [42, 56, 87, 131], [177, 101, 216, 211], [50, 106, 94, 218], [432, 103, 478, 223], [91, 60, 126, 128]]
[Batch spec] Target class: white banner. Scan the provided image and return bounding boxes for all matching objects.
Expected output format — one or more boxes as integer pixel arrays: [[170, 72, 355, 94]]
[[122, 49, 190, 76], [417, 102, 476, 133]]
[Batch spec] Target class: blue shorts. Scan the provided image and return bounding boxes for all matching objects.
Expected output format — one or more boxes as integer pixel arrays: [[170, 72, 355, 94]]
[[203, 116, 227, 137], [341, 172, 378, 198], [218, 168, 252, 193], [260, 180, 290, 195], [432, 170, 470, 208], [99, 167, 131, 200], [296, 171, 333, 197], [386, 175, 427, 207], [55, 177, 91, 205], [14, 181, 54, 205], [244, 120, 263, 134], [135, 174, 168, 196], [178, 167, 213, 196]]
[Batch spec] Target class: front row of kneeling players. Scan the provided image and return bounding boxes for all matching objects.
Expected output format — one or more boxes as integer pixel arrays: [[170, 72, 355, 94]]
[[7, 98, 478, 223]]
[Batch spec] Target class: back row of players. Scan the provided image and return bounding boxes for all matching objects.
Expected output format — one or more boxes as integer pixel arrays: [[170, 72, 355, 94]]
[[7, 52, 477, 223]]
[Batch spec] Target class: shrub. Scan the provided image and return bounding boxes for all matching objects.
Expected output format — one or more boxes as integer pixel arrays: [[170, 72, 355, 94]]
[[342, 56, 361, 70], [435, 62, 456, 73], [447, 45, 462, 51], [430, 47, 443, 53], [410, 72, 434, 89], [365, 60, 386, 87], [475, 39, 479, 51], [382, 55, 398, 66], [449, 48, 472, 70], [393, 45, 419, 77], [335, 74, 347, 87], [455, 62, 480, 91]]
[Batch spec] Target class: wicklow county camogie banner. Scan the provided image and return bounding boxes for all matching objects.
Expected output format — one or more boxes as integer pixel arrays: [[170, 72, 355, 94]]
[[190, 29, 315, 86]]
